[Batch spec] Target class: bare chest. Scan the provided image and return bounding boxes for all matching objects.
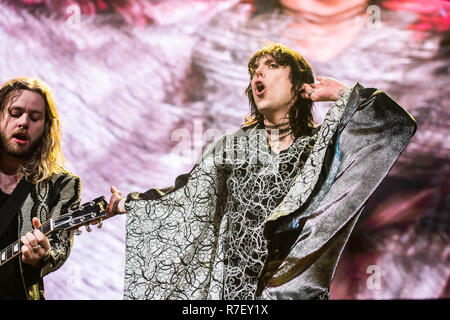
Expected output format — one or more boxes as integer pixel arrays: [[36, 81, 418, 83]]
[[0, 173, 22, 195]]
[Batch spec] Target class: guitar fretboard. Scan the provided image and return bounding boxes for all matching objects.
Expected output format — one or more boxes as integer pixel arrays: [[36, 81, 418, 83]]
[[0, 196, 107, 269], [0, 219, 53, 266]]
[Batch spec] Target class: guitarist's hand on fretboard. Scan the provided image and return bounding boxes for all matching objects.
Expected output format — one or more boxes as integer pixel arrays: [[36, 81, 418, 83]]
[[1, 196, 108, 268], [20, 217, 50, 267]]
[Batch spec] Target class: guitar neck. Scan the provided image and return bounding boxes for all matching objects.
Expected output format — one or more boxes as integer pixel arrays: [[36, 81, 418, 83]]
[[0, 196, 107, 268], [0, 219, 54, 267]]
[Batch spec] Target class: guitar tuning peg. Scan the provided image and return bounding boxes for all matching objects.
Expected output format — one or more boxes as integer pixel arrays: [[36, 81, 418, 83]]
[[85, 224, 92, 232], [97, 219, 103, 229], [74, 229, 82, 236]]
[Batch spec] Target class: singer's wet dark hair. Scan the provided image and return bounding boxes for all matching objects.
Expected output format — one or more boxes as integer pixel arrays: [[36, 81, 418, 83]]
[[244, 43, 316, 137]]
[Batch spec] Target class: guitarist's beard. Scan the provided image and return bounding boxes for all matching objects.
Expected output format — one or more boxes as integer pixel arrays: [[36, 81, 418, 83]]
[[0, 131, 43, 161]]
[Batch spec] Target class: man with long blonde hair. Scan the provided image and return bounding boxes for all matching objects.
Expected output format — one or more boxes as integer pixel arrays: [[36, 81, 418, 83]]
[[0, 77, 80, 299]]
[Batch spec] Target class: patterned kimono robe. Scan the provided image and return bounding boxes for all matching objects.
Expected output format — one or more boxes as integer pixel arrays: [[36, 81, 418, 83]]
[[123, 83, 416, 300]]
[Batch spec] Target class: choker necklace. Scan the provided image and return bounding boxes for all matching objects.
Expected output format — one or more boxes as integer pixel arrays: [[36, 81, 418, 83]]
[[267, 129, 293, 142], [264, 121, 290, 129], [266, 127, 292, 134]]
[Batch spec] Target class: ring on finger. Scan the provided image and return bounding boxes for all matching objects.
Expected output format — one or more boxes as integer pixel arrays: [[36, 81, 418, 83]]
[[112, 199, 122, 215], [32, 245, 41, 252], [308, 89, 314, 97]]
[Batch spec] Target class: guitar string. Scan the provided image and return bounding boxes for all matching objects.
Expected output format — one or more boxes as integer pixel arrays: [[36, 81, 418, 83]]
[[1, 200, 104, 260], [1, 220, 52, 260]]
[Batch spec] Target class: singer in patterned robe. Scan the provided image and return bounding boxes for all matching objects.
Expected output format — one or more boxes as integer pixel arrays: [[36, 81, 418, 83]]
[[107, 44, 416, 300]]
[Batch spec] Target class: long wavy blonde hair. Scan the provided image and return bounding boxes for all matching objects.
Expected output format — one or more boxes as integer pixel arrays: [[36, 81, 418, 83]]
[[0, 77, 64, 183]]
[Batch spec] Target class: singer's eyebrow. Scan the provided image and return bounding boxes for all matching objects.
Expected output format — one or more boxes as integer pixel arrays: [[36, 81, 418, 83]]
[[249, 56, 274, 75]]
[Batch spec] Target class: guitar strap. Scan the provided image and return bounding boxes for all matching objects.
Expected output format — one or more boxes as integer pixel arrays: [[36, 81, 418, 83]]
[[0, 178, 33, 239]]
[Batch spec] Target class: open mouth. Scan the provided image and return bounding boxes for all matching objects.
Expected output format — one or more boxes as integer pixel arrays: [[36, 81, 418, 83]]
[[12, 132, 28, 144], [255, 81, 266, 96]]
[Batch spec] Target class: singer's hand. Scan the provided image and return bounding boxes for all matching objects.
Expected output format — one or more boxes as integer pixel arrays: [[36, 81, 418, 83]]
[[107, 186, 126, 218], [300, 76, 350, 102]]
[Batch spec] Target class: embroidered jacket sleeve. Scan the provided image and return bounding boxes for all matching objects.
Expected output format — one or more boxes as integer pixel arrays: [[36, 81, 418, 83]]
[[21, 173, 81, 290]]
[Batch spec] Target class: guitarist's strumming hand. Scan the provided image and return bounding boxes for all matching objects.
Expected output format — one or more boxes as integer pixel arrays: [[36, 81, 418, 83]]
[[107, 185, 126, 218], [20, 217, 50, 267]]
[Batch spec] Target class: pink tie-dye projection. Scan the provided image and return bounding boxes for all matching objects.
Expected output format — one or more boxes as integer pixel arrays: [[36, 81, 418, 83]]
[[0, 0, 448, 299]]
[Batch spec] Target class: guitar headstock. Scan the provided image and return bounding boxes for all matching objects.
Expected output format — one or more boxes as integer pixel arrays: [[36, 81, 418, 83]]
[[53, 196, 108, 232]]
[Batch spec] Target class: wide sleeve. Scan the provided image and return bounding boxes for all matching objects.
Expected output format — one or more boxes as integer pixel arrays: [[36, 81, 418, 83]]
[[123, 137, 228, 300], [258, 84, 417, 299]]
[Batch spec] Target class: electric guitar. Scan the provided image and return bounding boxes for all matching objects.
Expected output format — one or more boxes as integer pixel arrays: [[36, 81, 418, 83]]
[[0, 196, 108, 268]]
